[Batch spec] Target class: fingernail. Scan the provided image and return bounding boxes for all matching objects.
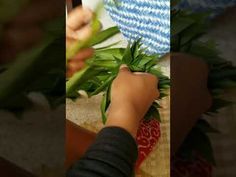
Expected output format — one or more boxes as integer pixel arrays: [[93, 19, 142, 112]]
[[119, 64, 127, 69]]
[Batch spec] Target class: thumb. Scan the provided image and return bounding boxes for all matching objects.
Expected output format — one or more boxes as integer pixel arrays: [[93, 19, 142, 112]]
[[119, 64, 130, 73]]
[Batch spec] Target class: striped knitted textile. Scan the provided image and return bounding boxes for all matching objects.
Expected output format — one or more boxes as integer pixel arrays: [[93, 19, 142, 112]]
[[104, 0, 170, 55], [104, 0, 236, 55]]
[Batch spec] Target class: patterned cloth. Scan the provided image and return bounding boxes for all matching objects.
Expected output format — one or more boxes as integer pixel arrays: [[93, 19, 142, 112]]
[[103, 0, 236, 56], [136, 119, 161, 169], [103, 0, 170, 55]]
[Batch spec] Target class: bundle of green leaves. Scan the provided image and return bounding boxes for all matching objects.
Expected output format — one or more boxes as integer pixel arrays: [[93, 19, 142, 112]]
[[0, 17, 65, 115], [66, 27, 170, 123], [172, 4, 236, 165]]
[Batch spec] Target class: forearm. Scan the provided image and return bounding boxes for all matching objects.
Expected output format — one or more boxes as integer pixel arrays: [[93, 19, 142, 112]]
[[66, 127, 138, 177]]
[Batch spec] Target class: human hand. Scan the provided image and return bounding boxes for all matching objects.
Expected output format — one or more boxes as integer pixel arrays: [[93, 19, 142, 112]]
[[66, 6, 94, 77], [107, 65, 159, 137], [66, 6, 93, 47], [66, 48, 94, 77]]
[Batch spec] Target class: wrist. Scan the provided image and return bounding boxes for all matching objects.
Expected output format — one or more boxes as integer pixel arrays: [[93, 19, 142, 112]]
[[106, 102, 140, 138]]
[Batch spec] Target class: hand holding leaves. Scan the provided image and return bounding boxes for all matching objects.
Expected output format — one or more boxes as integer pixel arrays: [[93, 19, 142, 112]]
[[106, 64, 159, 137], [66, 6, 95, 78]]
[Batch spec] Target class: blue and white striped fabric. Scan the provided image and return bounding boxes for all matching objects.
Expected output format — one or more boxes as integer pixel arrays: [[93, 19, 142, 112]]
[[104, 0, 170, 55], [104, 0, 236, 55]]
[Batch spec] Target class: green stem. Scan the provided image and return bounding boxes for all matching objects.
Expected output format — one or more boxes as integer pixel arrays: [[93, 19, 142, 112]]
[[66, 66, 101, 97]]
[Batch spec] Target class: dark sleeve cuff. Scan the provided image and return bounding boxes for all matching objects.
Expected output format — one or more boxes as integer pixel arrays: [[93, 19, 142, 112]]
[[67, 126, 138, 177], [90, 126, 138, 164]]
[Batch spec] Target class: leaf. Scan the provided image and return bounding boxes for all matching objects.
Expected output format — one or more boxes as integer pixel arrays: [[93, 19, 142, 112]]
[[171, 16, 195, 36], [208, 98, 233, 113], [153, 102, 162, 109], [180, 127, 216, 165], [114, 56, 122, 65], [209, 79, 236, 89], [100, 88, 110, 124], [192, 128, 216, 165], [152, 108, 161, 122], [145, 60, 157, 70], [138, 56, 155, 67], [188, 41, 220, 59], [89, 60, 117, 69], [129, 65, 144, 72], [90, 75, 115, 96], [210, 89, 224, 96], [66, 66, 102, 97], [0, 37, 56, 107], [196, 119, 219, 133], [209, 69, 236, 80], [144, 105, 161, 122], [159, 92, 168, 99], [180, 23, 206, 46], [159, 78, 171, 86], [159, 84, 170, 90], [122, 42, 133, 64], [95, 48, 125, 60], [90, 26, 120, 46], [131, 38, 142, 59], [149, 68, 164, 77], [94, 40, 121, 50]]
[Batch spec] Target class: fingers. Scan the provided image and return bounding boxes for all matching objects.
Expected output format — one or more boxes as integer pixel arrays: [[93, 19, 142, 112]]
[[66, 48, 93, 77], [133, 72, 159, 99], [76, 25, 92, 41], [66, 26, 78, 40], [72, 48, 94, 61], [148, 74, 159, 85], [67, 6, 93, 31], [133, 72, 158, 84], [118, 65, 159, 86], [67, 25, 92, 43], [67, 61, 85, 78], [144, 74, 159, 99], [66, 7, 93, 46], [119, 64, 130, 73]]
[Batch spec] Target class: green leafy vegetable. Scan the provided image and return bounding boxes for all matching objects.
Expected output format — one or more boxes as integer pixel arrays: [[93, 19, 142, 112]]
[[90, 26, 120, 46], [172, 2, 236, 165], [0, 16, 65, 113], [66, 39, 170, 123]]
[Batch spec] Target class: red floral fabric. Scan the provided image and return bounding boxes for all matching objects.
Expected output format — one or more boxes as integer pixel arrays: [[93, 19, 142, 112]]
[[135, 119, 161, 169]]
